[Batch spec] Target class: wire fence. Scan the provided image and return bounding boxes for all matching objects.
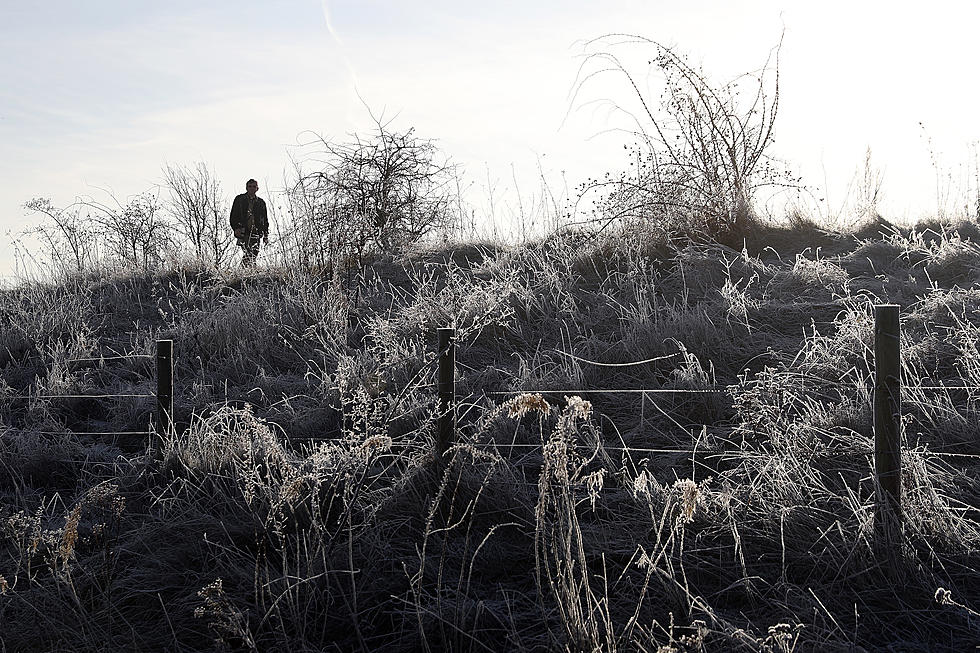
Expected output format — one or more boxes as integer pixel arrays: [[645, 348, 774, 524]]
[[2, 342, 172, 441], [487, 388, 730, 395], [430, 314, 980, 533], [6, 316, 980, 480], [2, 307, 976, 571], [4, 393, 155, 400], [26, 431, 156, 437], [913, 385, 980, 391], [66, 354, 154, 363]]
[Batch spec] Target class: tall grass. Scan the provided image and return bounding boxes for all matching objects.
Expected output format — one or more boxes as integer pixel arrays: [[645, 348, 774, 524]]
[[2, 220, 980, 650]]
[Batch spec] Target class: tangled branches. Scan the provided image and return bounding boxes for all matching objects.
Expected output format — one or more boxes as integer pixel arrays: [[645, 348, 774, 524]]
[[285, 117, 459, 269], [572, 32, 797, 240]]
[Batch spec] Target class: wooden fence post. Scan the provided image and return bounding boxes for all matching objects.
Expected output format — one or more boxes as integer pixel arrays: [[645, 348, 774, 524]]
[[874, 305, 902, 526], [157, 339, 174, 436], [437, 327, 456, 458]]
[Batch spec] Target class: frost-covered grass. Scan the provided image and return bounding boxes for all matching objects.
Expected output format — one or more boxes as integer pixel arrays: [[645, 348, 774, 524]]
[[1, 221, 980, 651]]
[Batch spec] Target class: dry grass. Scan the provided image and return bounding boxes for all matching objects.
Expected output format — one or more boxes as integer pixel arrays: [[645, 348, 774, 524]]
[[1, 219, 980, 651]]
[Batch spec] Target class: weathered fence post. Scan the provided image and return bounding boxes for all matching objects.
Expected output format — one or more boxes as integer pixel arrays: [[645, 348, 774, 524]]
[[157, 339, 174, 437], [874, 304, 902, 527], [437, 327, 456, 458]]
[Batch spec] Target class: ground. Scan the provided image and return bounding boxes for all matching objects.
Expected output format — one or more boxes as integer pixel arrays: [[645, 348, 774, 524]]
[[1, 218, 979, 651]]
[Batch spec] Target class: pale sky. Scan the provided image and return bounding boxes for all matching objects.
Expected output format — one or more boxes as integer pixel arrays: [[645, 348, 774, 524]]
[[2, 1, 979, 277]]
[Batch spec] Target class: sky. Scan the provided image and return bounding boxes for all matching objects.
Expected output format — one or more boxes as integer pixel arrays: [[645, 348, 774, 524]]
[[2, 0, 980, 277]]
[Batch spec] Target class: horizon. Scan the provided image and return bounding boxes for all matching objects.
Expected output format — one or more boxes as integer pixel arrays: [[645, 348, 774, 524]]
[[3, 1, 980, 277]]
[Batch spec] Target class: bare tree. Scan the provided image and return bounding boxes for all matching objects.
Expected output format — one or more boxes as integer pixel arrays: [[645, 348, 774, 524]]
[[290, 118, 459, 267], [162, 162, 234, 267]]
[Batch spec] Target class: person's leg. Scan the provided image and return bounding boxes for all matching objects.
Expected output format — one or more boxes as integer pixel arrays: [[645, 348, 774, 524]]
[[237, 237, 249, 267], [243, 238, 260, 267]]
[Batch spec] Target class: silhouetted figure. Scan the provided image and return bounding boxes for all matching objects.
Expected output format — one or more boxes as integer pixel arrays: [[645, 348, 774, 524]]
[[230, 179, 268, 267]]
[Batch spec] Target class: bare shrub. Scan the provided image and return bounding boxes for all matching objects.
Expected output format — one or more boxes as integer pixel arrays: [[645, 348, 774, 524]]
[[286, 118, 460, 268], [82, 191, 174, 271], [572, 33, 795, 241], [20, 198, 100, 278], [162, 162, 234, 268], [278, 156, 358, 271], [21, 191, 175, 276]]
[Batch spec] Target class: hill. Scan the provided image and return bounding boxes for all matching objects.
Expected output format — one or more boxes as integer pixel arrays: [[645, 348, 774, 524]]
[[2, 220, 980, 651]]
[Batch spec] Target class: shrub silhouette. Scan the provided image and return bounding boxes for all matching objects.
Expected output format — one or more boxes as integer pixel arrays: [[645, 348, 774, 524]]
[[286, 117, 459, 269], [572, 33, 796, 242]]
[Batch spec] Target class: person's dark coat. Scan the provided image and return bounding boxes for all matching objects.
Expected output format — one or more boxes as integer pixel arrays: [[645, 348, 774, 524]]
[[229, 193, 269, 238]]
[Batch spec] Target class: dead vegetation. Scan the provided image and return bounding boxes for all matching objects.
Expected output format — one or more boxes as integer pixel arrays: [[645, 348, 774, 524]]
[[1, 219, 980, 651]]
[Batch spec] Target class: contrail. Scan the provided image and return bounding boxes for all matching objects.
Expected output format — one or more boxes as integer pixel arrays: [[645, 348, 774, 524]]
[[320, 0, 362, 119]]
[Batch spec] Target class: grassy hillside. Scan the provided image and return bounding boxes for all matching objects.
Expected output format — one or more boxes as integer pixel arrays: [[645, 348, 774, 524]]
[[2, 219, 980, 651]]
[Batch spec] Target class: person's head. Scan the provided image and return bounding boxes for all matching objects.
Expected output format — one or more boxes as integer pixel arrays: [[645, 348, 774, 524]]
[[246, 179, 258, 197]]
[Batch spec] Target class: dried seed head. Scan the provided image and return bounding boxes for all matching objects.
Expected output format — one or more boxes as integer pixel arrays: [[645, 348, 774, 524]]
[[505, 393, 551, 419], [674, 479, 699, 522], [564, 395, 592, 421], [60, 504, 83, 563], [361, 435, 392, 451]]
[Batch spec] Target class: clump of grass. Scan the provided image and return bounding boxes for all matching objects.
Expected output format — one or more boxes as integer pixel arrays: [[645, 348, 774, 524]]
[[0, 282, 97, 365], [2, 217, 980, 650], [769, 253, 850, 298]]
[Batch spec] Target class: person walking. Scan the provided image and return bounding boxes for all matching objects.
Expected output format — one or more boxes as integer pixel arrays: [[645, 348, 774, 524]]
[[229, 178, 269, 267]]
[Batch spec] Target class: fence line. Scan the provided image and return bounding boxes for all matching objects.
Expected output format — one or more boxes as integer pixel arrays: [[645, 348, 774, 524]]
[[3, 393, 155, 400], [913, 385, 980, 391], [66, 354, 154, 363], [3, 341, 172, 441], [434, 312, 976, 546], [27, 430, 151, 436], [552, 350, 681, 367], [5, 320, 978, 533], [488, 388, 730, 396]]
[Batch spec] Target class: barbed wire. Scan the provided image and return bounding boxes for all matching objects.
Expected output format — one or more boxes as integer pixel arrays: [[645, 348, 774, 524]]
[[912, 385, 980, 391], [476, 384, 980, 400], [9, 334, 980, 472], [915, 451, 980, 460]]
